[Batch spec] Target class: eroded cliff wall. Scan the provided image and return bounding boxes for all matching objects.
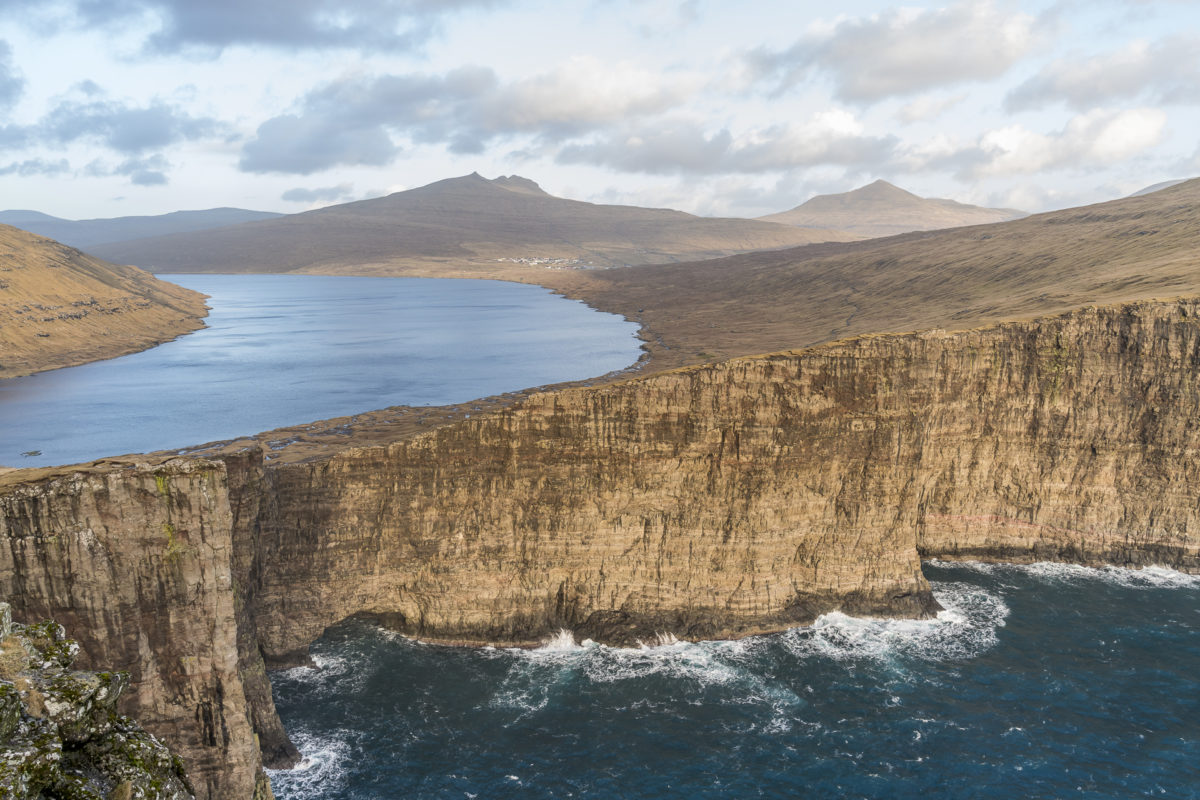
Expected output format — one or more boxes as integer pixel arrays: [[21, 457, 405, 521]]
[[1, 298, 1199, 798], [0, 459, 274, 799]]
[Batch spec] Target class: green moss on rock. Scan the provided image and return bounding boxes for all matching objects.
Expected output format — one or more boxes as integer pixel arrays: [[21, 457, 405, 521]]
[[0, 603, 195, 800]]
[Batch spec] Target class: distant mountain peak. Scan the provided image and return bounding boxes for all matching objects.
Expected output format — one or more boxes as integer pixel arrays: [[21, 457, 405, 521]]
[[1128, 179, 1189, 198], [760, 180, 1026, 238], [491, 175, 548, 196], [0, 209, 67, 225], [853, 180, 919, 199]]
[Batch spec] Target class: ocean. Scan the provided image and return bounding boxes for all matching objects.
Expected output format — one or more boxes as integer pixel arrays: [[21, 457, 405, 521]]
[[268, 561, 1200, 799]]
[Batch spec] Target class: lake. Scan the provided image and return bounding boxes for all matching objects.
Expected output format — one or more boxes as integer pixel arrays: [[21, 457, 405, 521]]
[[0, 275, 641, 468]]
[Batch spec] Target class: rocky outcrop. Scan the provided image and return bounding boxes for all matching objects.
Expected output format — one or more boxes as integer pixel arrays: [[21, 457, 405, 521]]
[[0, 601, 195, 799], [2, 298, 1200, 798]]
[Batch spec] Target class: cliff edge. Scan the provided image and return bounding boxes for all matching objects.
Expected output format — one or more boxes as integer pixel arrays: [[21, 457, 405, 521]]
[[2, 298, 1199, 798]]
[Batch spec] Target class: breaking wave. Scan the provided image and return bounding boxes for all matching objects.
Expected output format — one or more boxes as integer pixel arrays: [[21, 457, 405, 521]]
[[927, 558, 1200, 589], [266, 730, 351, 798]]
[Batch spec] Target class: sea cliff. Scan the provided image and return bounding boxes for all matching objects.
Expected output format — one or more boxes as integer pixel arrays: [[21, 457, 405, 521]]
[[2, 298, 1199, 798]]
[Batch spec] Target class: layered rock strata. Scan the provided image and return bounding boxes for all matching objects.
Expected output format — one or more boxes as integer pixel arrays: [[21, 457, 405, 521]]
[[2, 298, 1199, 798]]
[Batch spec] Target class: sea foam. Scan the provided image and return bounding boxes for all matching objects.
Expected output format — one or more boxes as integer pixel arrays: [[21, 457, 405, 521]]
[[777, 580, 1010, 665], [928, 559, 1200, 589], [266, 730, 352, 798]]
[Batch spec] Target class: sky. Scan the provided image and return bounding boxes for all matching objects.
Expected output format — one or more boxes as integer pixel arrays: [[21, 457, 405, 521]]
[[0, 0, 1198, 220]]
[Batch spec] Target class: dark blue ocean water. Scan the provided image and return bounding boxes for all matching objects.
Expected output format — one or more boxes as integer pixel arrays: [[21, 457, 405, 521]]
[[0, 275, 640, 468], [268, 562, 1200, 799]]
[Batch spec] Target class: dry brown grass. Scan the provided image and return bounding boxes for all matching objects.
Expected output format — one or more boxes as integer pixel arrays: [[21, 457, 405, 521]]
[[0, 634, 29, 680], [0, 225, 208, 378], [536, 179, 1200, 371]]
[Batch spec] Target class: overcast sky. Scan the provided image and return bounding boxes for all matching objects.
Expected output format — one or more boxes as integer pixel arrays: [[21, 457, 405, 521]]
[[1, 0, 1197, 219]]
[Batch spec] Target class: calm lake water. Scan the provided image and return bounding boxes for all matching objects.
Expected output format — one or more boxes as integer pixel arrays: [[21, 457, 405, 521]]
[[269, 562, 1200, 800], [0, 275, 641, 468]]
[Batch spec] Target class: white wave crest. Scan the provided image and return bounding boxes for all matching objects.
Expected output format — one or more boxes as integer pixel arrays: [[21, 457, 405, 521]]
[[266, 730, 351, 799], [273, 652, 350, 683], [538, 628, 582, 651], [636, 631, 681, 648], [491, 633, 805, 732], [778, 581, 1009, 664], [929, 559, 1200, 589]]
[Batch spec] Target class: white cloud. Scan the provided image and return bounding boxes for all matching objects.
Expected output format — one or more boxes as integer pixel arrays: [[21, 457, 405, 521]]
[[556, 111, 896, 175], [896, 93, 967, 124], [240, 59, 695, 173], [951, 108, 1168, 178], [481, 57, 692, 134], [748, 1, 1037, 103], [1006, 36, 1200, 111]]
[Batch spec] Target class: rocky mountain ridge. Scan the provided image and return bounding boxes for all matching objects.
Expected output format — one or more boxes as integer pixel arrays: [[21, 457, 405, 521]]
[[0, 208, 283, 251]]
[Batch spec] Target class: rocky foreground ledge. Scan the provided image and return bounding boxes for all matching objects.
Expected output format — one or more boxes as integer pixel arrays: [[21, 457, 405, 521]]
[[0, 602, 195, 799], [2, 297, 1200, 798]]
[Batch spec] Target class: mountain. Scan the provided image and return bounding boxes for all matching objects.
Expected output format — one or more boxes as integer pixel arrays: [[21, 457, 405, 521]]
[[760, 180, 1026, 238], [1128, 179, 1188, 198], [0, 225, 207, 378], [549, 178, 1200, 370], [87, 173, 858, 275], [0, 207, 284, 250]]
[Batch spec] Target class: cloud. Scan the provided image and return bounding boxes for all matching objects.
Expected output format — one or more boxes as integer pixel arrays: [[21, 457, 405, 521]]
[[85, 153, 172, 185], [281, 183, 356, 203], [747, 0, 1036, 103], [240, 58, 691, 173], [0, 40, 23, 109], [901, 108, 1168, 179], [0, 158, 71, 177], [41, 98, 224, 154], [896, 93, 967, 124], [21, 0, 507, 54], [1005, 36, 1200, 111], [557, 111, 897, 175], [240, 113, 399, 174]]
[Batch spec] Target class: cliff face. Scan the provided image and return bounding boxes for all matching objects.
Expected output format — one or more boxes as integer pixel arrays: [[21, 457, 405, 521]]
[[0, 461, 274, 800], [2, 298, 1200, 798]]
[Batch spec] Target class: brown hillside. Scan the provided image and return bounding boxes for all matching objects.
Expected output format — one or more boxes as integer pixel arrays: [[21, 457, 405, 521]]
[[760, 179, 1026, 238], [90, 173, 858, 275], [0, 225, 208, 378], [544, 178, 1200, 370]]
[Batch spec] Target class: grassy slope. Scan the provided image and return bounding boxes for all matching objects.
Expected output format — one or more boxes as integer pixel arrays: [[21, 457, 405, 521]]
[[542, 178, 1200, 370], [0, 225, 208, 378]]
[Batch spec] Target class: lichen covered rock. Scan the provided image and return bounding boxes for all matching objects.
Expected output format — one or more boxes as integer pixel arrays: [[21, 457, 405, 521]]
[[0, 602, 194, 800]]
